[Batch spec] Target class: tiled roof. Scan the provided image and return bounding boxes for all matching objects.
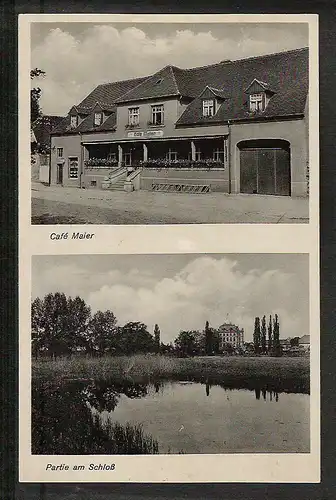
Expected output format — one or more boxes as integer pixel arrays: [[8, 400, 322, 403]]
[[78, 77, 147, 110], [52, 47, 308, 134], [32, 115, 64, 145], [115, 65, 181, 103], [52, 76, 147, 134], [76, 111, 117, 133], [176, 47, 308, 125]]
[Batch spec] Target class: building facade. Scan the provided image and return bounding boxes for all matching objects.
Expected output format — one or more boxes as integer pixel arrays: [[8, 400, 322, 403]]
[[50, 48, 309, 197], [217, 323, 244, 349], [32, 114, 64, 182]]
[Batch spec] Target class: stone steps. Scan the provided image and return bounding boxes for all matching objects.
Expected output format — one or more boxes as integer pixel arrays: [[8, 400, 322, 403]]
[[108, 177, 127, 191]]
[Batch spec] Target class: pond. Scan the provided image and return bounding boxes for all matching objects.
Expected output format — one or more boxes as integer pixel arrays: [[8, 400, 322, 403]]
[[32, 379, 309, 455]]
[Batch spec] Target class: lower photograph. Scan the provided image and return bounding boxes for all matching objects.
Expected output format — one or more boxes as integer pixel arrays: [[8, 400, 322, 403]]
[[21, 253, 318, 483], [30, 253, 310, 455]]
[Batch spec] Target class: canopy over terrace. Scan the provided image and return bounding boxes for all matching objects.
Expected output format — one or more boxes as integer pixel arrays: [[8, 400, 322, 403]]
[[82, 135, 229, 169]]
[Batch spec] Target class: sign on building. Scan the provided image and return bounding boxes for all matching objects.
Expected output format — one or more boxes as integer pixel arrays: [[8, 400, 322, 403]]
[[146, 130, 163, 138], [127, 131, 144, 138]]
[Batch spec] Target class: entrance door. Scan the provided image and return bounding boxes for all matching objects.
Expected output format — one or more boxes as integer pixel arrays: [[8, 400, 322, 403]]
[[240, 142, 290, 196], [56, 164, 63, 185]]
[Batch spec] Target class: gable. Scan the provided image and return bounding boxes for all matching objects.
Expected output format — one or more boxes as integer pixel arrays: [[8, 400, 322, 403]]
[[199, 86, 225, 100], [245, 79, 276, 96], [115, 66, 180, 104]]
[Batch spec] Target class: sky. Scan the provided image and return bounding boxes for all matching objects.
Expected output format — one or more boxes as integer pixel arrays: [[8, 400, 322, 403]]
[[31, 254, 309, 343], [30, 21, 309, 115]]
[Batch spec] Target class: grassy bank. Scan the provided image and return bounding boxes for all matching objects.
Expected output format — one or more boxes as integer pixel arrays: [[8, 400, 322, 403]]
[[32, 354, 310, 393]]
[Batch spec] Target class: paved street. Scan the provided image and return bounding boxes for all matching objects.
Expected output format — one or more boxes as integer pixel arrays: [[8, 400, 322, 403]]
[[31, 182, 309, 225]]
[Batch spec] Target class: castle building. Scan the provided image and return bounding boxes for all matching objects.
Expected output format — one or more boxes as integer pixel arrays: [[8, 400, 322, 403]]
[[49, 48, 309, 197], [218, 323, 244, 349]]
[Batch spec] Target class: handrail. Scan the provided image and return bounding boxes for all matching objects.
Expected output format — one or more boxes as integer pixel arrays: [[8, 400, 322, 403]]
[[127, 168, 142, 181]]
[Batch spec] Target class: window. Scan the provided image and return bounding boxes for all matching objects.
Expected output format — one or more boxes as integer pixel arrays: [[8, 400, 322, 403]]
[[123, 152, 132, 166], [94, 112, 103, 126], [107, 152, 117, 161], [250, 93, 264, 112], [213, 148, 224, 162], [203, 99, 215, 117], [90, 180, 97, 187], [68, 157, 79, 179], [70, 115, 78, 128], [151, 104, 164, 125], [166, 148, 177, 161], [57, 147, 63, 157], [128, 107, 139, 126]]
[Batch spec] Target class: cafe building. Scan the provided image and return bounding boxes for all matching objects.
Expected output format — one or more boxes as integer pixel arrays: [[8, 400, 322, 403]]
[[50, 47, 309, 197]]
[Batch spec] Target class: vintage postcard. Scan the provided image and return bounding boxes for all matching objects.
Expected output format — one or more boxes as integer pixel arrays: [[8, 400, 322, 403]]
[[19, 13, 319, 483]]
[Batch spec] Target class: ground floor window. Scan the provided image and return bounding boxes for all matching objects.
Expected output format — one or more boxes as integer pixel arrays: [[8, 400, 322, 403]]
[[107, 152, 117, 161], [213, 148, 225, 162], [68, 157, 79, 179], [166, 148, 178, 161]]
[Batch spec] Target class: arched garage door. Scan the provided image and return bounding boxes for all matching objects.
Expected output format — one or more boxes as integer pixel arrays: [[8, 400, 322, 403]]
[[239, 140, 291, 196]]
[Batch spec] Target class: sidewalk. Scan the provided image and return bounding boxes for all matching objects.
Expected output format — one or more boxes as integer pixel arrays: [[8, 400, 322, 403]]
[[31, 182, 309, 224]]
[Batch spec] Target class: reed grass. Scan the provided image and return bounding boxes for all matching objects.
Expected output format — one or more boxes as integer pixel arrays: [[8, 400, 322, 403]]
[[32, 354, 310, 393]]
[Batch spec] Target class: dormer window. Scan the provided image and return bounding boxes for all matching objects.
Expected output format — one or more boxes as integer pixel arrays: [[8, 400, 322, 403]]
[[70, 115, 78, 128], [94, 112, 103, 126], [249, 93, 264, 112], [203, 99, 215, 117]]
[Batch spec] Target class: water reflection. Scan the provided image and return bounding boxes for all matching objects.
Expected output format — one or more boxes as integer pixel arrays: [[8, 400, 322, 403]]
[[32, 377, 307, 455], [83, 379, 149, 412], [255, 387, 279, 402]]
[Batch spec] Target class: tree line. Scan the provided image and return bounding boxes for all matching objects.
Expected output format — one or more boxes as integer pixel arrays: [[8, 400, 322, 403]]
[[253, 314, 281, 356], [32, 293, 162, 358], [32, 292, 282, 359], [173, 321, 235, 357]]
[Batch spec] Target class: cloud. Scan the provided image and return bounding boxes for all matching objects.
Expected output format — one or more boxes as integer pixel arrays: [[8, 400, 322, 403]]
[[31, 24, 308, 115], [84, 256, 308, 342], [33, 256, 308, 342]]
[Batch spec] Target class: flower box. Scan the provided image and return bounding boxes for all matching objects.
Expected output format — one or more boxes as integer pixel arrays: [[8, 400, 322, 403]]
[[125, 123, 140, 129], [85, 158, 118, 167], [139, 158, 225, 169]]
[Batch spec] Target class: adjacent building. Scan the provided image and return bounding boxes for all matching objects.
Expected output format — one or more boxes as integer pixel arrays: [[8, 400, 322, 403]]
[[32, 114, 64, 182], [50, 47, 309, 197], [217, 323, 244, 349]]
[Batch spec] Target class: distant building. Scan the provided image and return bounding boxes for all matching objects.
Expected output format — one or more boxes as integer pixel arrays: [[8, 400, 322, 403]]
[[299, 334, 310, 352], [218, 323, 244, 349], [279, 338, 292, 352]]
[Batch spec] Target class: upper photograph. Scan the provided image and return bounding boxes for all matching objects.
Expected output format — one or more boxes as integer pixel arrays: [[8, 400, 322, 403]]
[[29, 18, 315, 225]]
